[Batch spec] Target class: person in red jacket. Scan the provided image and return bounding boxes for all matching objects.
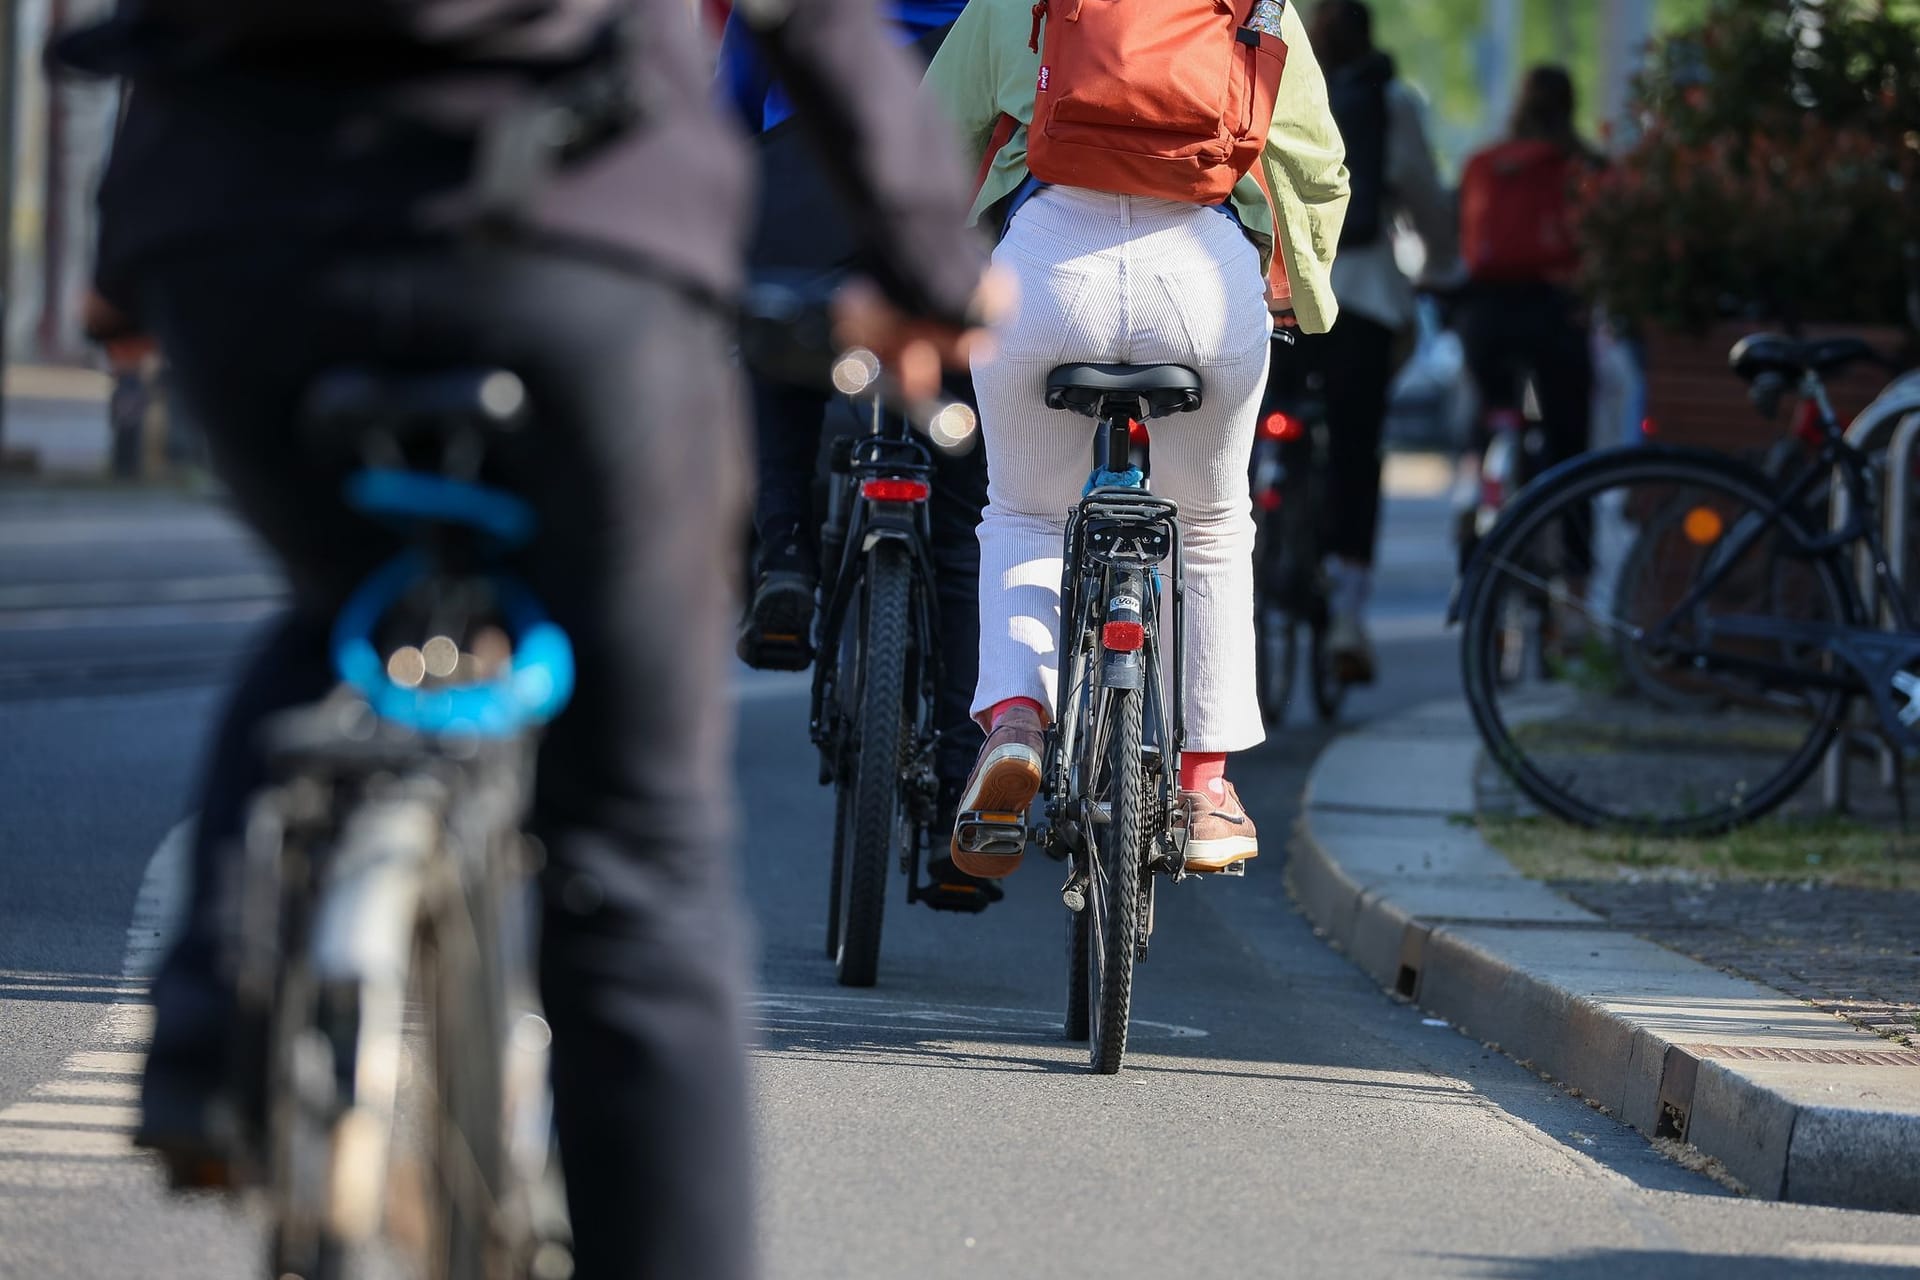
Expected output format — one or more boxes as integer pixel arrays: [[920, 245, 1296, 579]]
[[1455, 66, 1604, 544]]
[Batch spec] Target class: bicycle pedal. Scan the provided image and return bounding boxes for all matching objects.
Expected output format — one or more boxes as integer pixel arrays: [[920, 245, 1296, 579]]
[[954, 810, 1026, 857]]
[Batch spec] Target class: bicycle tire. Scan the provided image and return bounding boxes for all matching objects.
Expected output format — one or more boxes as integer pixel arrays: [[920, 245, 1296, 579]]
[[1086, 685, 1142, 1074], [1255, 602, 1297, 727], [1459, 447, 1853, 834], [1309, 615, 1345, 723], [834, 541, 912, 988], [825, 779, 850, 960]]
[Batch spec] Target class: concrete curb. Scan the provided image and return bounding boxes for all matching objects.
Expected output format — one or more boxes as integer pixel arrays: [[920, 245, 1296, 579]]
[[1285, 697, 1920, 1214]]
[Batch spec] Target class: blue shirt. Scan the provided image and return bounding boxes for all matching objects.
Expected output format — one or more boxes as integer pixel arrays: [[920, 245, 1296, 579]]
[[717, 2, 967, 134]]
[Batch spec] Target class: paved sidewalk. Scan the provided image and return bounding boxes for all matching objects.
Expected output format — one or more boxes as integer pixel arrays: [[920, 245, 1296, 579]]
[[1288, 698, 1920, 1214]]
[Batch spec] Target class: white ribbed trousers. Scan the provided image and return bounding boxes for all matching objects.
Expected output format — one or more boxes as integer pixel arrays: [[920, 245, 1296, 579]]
[[970, 187, 1272, 753]]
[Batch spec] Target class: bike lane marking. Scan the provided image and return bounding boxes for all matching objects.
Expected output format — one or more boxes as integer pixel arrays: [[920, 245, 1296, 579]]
[[0, 820, 185, 1185]]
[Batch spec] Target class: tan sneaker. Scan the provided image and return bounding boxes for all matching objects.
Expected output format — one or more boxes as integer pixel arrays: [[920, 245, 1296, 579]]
[[949, 706, 1045, 878], [1181, 781, 1258, 872]]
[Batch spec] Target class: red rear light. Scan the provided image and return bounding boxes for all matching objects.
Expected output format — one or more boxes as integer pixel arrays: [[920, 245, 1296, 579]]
[[1261, 411, 1306, 442], [1127, 418, 1150, 446], [1791, 400, 1824, 444], [1256, 488, 1282, 512], [1640, 416, 1659, 439], [1102, 621, 1145, 652], [861, 478, 930, 503]]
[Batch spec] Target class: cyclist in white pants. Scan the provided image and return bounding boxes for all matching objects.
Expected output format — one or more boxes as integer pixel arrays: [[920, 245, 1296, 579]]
[[925, 0, 1350, 879]]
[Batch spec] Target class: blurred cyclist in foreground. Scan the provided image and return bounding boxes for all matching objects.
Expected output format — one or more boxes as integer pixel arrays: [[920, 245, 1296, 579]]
[[57, 2, 997, 1275], [1304, 0, 1455, 684]]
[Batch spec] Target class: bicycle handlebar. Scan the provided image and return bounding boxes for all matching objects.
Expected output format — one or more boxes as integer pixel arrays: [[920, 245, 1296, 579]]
[[736, 274, 979, 453]]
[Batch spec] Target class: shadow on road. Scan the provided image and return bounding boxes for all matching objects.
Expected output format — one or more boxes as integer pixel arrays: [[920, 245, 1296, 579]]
[[1453, 1250, 1918, 1278]]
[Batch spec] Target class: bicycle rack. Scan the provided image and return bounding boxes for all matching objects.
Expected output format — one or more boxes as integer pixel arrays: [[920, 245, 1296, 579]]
[[1821, 370, 1920, 811]]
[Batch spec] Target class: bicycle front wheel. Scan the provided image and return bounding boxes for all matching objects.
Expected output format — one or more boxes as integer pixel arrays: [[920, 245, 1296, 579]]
[[833, 541, 912, 987], [1459, 448, 1853, 834], [1084, 684, 1143, 1074]]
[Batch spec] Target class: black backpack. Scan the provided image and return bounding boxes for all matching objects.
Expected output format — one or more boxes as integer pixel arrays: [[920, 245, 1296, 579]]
[[1327, 52, 1394, 249]]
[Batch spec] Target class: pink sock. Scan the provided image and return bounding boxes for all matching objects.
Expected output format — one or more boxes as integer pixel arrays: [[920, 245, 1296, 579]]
[[989, 697, 1046, 729], [1180, 751, 1228, 798]]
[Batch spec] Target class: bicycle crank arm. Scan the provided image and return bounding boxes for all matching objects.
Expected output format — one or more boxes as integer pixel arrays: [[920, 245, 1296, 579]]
[[953, 809, 1027, 858]]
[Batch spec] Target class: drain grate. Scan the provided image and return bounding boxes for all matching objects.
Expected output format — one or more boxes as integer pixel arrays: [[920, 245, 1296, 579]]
[[1685, 1043, 1920, 1068]]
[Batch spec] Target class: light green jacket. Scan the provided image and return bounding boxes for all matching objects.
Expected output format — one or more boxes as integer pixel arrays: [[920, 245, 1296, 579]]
[[924, 0, 1351, 333]]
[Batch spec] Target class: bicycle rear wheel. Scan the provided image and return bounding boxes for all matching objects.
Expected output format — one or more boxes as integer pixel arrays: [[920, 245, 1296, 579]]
[[832, 542, 912, 987], [1460, 448, 1853, 834], [1084, 684, 1143, 1074]]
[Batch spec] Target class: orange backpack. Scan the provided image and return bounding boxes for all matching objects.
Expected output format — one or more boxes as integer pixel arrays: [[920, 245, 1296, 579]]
[[1025, 0, 1289, 206]]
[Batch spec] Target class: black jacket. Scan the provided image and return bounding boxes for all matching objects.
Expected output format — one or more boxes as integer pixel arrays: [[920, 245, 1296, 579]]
[[61, 1, 986, 322]]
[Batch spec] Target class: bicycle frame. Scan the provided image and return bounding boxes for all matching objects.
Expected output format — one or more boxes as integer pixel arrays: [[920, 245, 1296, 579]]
[[1045, 412, 1188, 890]]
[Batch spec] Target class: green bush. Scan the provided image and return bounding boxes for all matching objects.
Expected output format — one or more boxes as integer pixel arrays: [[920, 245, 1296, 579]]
[[1578, 0, 1920, 332]]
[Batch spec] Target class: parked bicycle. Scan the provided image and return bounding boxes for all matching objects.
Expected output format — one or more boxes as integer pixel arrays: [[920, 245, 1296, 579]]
[[1456, 331, 1916, 834], [1251, 344, 1345, 726]]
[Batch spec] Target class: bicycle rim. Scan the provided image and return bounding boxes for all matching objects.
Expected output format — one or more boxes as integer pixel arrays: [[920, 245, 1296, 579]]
[[1460, 451, 1851, 834], [1085, 684, 1142, 1074], [835, 542, 911, 987]]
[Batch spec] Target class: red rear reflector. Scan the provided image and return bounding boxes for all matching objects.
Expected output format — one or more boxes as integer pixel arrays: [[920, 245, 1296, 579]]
[[1127, 418, 1150, 445], [1256, 489, 1282, 512], [1261, 411, 1306, 442], [1791, 400, 1824, 444], [1640, 416, 1659, 438], [1102, 621, 1145, 651], [861, 478, 929, 503]]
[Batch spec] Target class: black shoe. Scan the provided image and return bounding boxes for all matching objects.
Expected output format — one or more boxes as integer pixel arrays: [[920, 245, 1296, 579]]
[[135, 1062, 240, 1190], [136, 959, 258, 1191], [738, 528, 817, 671], [919, 854, 1005, 913]]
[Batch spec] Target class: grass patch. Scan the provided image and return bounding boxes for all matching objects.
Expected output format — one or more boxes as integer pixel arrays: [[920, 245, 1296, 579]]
[[1479, 812, 1915, 889]]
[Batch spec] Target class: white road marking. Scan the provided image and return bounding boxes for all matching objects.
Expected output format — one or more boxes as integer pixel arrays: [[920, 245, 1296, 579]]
[[750, 991, 1208, 1042], [1785, 1243, 1920, 1266], [0, 599, 281, 632], [0, 1102, 140, 1129], [0, 823, 192, 1195]]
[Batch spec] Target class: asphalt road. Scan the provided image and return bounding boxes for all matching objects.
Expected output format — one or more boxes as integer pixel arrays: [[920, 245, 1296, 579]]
[[3, 480, 1919, 1279]]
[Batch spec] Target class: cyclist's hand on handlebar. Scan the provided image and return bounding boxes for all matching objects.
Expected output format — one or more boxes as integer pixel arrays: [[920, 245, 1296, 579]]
[[831, 268, 1015, 402], [82, 289, 143, 345]]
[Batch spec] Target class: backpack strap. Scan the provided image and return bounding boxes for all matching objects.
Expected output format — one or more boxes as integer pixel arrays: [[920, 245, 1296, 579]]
[[1249, 160, 1293, 312], [972, 112, 1021, 204]]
